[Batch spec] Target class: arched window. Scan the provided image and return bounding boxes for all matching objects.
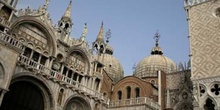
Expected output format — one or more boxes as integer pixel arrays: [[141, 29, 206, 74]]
[[95, 79, 100, 91], [57, 88, 64, 105], [94, 103, 99, 110], [117, 91, 122, 100], [204, 98, 215, 110], [135, 87, 140, 98], [103, 92, 107, 98], [151, 80, 155, 85], [126, 86, 131, 99]]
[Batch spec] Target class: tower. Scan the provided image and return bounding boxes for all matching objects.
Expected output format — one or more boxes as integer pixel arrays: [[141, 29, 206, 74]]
[[58, 0, 73, 40], [92, 23, 124, 82], [92, 22, 105, 54], [185, 0, 220, 109]]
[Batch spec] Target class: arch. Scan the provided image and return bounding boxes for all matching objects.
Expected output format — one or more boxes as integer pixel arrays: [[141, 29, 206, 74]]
[[0, 63, 5, 86], [36, 46, 42, 53], [135, 87, 140, 98], [9, 16, 57, 57], [4, 73, 55, 110], [57, 88, 65, 105], [18, 37, 26, 43], [113, 76, 151, 97], [117, 90, 122, 100], [103, 92, 108, 99], [0, 58, 8, 87], [27, 42, 34, 49], [64, 95, 91, 110], [199, 84, 207, 97], [204, 98, 216, 110], [209, 81, 220, 97], [150, 79, 156, 85], [94, 103, 99, 110], [126, 86, 131, 99], [1, 81, 45, 110], [56, 53, 64, 62], [67, 47, 91, 74]]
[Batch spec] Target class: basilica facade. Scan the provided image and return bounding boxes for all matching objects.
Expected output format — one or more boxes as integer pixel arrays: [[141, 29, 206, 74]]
[[0, 0, 219, 110]]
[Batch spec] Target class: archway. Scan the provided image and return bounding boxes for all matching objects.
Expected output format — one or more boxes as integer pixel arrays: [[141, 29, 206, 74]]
[[204, 98, 215, 110], [0, 81, 44, 110], [65, 96, 91, 110]]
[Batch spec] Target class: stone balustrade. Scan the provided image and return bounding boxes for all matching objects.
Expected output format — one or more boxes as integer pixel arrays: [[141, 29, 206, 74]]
[[0, 31, 24, 50], [17, 55, 104, 100], [109, 97, 160, 109]]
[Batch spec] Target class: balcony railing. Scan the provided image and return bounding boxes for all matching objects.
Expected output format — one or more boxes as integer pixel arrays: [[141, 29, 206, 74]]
[[17, 55, 104, 100], [0, 31, 24, 50], [109, 97, 160, 109]]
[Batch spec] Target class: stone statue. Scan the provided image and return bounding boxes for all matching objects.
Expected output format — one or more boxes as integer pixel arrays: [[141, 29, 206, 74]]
[[80, 23, 88, 42]]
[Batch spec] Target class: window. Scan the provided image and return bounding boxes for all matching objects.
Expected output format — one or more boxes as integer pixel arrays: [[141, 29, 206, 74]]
[[23, 47, 32, 58], [135, 87, 140, 98], [57, 88, 64, 105], [126, 86, 131, 99], [204, 98, 215, 110], [151, 80, 155, 85], [117, 91, 122, 100]]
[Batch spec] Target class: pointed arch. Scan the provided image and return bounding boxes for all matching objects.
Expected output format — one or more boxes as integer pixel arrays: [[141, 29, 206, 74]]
[[204, 97, 216, 110]]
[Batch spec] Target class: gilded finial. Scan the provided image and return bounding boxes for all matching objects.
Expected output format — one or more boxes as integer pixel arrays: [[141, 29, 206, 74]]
[[105, 29, 111, 43], [154, 30, 160, 46]]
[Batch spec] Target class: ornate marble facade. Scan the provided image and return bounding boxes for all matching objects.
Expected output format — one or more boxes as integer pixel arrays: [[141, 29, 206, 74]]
[[0, 0, 218, 110], [186, 0, 220, 109]]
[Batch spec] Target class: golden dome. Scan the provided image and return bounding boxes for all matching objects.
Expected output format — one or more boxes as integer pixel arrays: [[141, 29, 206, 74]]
[[96, 53, 124, 82]]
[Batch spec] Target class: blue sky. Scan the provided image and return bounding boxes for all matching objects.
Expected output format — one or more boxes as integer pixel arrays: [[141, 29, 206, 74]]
[[17, 0, 189, 75]]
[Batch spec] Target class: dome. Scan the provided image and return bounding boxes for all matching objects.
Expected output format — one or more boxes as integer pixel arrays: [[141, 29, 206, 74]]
[[105, 43, 114, 55], [134, 32, 176, 78], [134, 54, 176, 78], [96, 54, 124, 82]]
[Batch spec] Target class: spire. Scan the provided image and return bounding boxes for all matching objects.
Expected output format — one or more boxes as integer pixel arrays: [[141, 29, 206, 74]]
[[80, 23, 88, 42], [58, 0, 73, 35], [63, 0, 72, 21], [92, 22, 105, 54], [95, 22, 104, 43]]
